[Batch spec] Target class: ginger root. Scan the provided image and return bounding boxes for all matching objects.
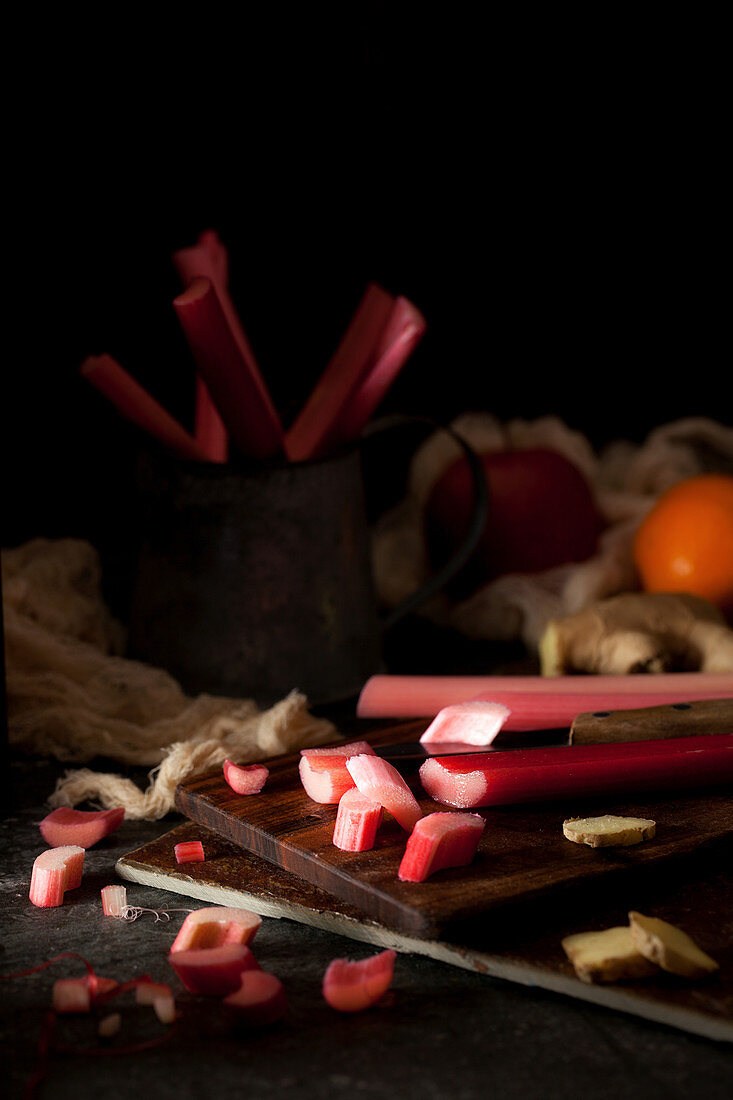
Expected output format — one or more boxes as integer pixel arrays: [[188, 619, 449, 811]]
[[629, 911, 719, 979], [562, 815, 656, 848], [561, 927, 659, 984], [539, 592, 733, 676]]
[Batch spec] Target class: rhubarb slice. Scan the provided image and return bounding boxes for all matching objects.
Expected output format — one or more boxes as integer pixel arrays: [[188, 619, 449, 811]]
[[223, 971, 288, 1025], [174, 277, 283, 460], [284, 282, 395, 462], [53, 978, 91, 1014], [29, 846, 85, 908], [223, 760, 269, 796], [136, 981, 174, 1005], [174, 840, 205, 864], [101, 884, 128, 917], [170, 907, 262, 954], [98, 1013, 122, 1038], [419, 733, 733, 808], [168, 944, 260, 996], [39, 806, 124, 849], [299, 740, 376, 804], [322, 949, 396, 1013], [333, 788, 383, 852], [345, 755, 422, 832], [419, 701, 510, 746], [80, 354, 210, 462], [153, 996, 177, 1025], [398, 812, 485, 882]]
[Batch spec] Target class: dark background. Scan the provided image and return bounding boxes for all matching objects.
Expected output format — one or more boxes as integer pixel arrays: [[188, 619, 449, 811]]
[[4, 9, 728, 614]]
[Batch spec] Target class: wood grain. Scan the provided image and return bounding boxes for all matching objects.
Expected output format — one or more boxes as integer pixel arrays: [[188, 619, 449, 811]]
[[174, 723, 733, 939], [117, 821, 733, 1043]]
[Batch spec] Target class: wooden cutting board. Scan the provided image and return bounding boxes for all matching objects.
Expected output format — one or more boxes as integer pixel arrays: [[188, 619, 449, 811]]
[[116, 821, 733, 1043], [174, 722, 733, 939]]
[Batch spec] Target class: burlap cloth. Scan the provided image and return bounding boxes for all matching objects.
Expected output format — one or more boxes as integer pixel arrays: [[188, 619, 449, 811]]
[[372, 415, 733, 649], [2, 538, 334, 819]]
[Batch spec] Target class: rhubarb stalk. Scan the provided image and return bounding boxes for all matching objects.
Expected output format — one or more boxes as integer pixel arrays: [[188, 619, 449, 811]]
[[398, 812, 485, 882], [80, 354, 210, 462], [29, 846, 85, 908], [174, 277, 283, 459], [333, 788, 383, 852]]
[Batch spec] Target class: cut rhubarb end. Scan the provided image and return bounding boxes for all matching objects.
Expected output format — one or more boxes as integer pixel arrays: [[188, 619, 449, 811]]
[[168, 944, 260, 996], [170, 906, 262, 954], [53, 978, 91, 1014], [223, 760, 269, 796], [29, 846, 85, 907], [345, 755, 422, 832], [101, 884, 128, 918], [174, 841, 205, 865], [420, 701, 510, 746], [223, 971, 288, 1026], [135, 981, 174, 1005], [98, 1013, 122, 1039], [333, 788, 383, 852], [39, 806, 124, 849], [322, 950, 397, 1013], [299, 741, 377, 803], [153, 995, 177, 1025], [398, 812, 485, 883]]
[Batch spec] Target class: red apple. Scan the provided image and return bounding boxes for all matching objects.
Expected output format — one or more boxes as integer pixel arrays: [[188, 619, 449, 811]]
[[425, 447, 602, 597]]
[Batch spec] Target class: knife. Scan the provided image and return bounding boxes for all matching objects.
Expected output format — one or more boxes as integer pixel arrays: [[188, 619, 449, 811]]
[[375, 697, 733, 762]]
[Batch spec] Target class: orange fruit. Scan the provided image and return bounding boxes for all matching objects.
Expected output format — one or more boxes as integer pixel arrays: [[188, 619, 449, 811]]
[[632, 473, 733, 613]]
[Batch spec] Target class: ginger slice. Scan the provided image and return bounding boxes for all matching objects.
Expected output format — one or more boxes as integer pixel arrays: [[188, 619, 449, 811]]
[[563, 815, 656, 848], [629, 911, 719, 979], [562, 926, 659, 983]]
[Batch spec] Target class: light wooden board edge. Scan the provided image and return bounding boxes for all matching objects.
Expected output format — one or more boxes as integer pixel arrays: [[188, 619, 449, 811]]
[[116, 856, 733, 1044]]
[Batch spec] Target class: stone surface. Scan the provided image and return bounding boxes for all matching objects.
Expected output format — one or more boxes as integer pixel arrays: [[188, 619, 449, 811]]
[[3, 755, 732, 1099]]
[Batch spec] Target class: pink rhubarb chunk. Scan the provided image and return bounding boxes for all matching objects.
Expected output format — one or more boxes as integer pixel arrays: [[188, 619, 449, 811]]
[[39, 807, 124, 849], [53, 978, 91, 1014], [333, 788, 383, 852], [419, 700, 510, 746], [170, 906, 262, 954], [223, 760, 269, 795], [223, 971, 288, 1025], [29, 846, 85, 908], [299, 740, 376, 804], [174, 840, 205, 864], [101, 884, 128, 917], [136, 981, 174, 1005], [322, 949, 397, 1013], [398, 812, 485, 882], [345, 754, 422, 832], [168, 944, 260, 996]]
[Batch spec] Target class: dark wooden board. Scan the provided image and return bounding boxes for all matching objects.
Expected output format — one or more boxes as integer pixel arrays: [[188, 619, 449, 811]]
[[174, 722, 733, 938], [117, 821, 733, 1043]]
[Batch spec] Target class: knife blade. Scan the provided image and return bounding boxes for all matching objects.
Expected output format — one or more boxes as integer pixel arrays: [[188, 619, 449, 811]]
[[375, 697, 733, 762]]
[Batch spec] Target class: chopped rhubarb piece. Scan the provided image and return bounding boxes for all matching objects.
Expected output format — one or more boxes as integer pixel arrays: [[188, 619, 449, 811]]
[[345, 755, 422, 832], [174, 277, 283, 460], [174, 840, 205, 865], [80, 354, 210, 462], [40, 806, 124, 849], [101, 884, 128, 918], [284, 282, 396, 462], [98, 1013, 122, 1038], [223, 971, 287, 1025], [29, 846, 85, 908], [170, 906, 262, 954], [153, 996, 177, 1025], [419, 733, 733, 808], [168, 943, 260, 996], [223, 760, 269, 796], [299, 741, 376, 805], [420, 701, 510, 746], [356, 673, 733, 721], [333, 788, 383, 852], [322, 949, 396, 1013], [135, 981, 174, 1005], [53, 978, 91, 1014], [398, 812, 485, 882]]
